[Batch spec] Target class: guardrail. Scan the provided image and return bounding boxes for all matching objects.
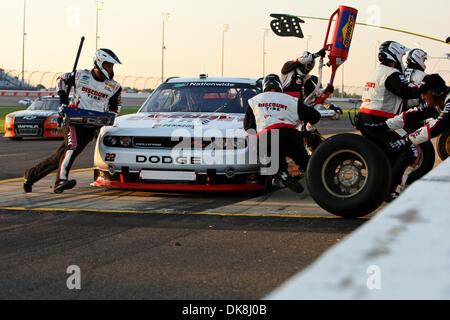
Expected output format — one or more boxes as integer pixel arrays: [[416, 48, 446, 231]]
[[0, 90, 151, 99], [266, 158, 450, 299], [0, 90, 56, 97]]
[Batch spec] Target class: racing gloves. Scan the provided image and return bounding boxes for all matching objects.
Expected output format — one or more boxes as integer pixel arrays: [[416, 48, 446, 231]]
[[57, 104, 68, 128], [314, 48, 327, 58], [323, 85, 334, 95], [58, 90, 70, 105], [327, 103, 342, 114]]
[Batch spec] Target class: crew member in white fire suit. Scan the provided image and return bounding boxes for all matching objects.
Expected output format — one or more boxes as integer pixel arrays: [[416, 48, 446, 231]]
[[357, 41, 422, 201], [403, 48, 429, 111], [281, 48, 334, 101], [24, 49, 122, 193], [378, 74, 450, 194], [244, 74, 321, 193]]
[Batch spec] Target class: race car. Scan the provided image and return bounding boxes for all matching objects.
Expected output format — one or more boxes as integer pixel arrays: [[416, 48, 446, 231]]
[[315, 104, 341, 120], [18, 99, 33, 106], [92, 75, 268, 191], [4, 96, 63, 140]]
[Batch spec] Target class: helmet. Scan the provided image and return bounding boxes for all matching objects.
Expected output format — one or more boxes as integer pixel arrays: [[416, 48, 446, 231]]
[[421, 74, 450, 99], [94, 48, 122, 80], [378, 41, 409, 72], [263, 74, 283, 92], [297, 51, 315, 74], [407, 48, 428, 71]]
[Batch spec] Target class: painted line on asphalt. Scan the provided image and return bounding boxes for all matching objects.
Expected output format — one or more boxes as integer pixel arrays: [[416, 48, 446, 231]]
[[0, 153, 27, 158], [0, 206, 366, 220], [0, 168, 94, 184]]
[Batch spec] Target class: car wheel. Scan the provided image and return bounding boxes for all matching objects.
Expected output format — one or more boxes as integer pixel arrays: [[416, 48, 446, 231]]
[[306, 133, 391, 218], [406, 140, 435, 185], [334, 112, 340, 120], [9, 137, 23, 141], [436, 129, 450, 161]]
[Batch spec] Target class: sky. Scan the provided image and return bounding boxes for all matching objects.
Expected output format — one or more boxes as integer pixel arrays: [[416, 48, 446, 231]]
[[1, 0, 449, 90]]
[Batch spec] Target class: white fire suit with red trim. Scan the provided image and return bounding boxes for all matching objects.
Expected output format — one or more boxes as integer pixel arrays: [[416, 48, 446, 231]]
[[25, 69, 122, 186]]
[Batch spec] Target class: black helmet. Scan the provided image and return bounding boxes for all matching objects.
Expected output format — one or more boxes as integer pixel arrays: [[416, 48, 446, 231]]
[[378, 41, 409, 72], [263, 74, 283, 92], [421, 74, 450, 99]]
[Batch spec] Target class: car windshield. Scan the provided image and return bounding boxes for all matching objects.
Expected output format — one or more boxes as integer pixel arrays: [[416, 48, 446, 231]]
[[27, 99, 60, 111], [139, 82, 261, 114]]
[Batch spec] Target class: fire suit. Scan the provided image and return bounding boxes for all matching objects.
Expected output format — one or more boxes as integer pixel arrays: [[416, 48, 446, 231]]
[[24, 69, 122, 189], [358, 63, 422, 194], [244, 91, 321, 173]]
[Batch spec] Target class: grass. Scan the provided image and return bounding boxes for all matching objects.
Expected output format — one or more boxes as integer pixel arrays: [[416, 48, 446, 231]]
[[341, 108, 358, 119], [0, 106, 141, 134]]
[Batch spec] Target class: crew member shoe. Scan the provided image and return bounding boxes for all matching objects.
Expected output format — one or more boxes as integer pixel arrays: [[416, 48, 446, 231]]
[[54, 179, 77, 194], [277, 171, 304, 194], [23, 179, 33, 193], [271, 177, 286, 189], [385, 192, 400, 203]]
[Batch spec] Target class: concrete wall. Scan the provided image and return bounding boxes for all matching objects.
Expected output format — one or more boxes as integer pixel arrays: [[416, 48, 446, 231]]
[[267, 158, 450, 300]]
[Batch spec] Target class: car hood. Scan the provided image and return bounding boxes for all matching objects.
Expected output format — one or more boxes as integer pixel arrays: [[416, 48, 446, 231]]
[[102, 112, 247, 137], [9, 110, 58, 118]]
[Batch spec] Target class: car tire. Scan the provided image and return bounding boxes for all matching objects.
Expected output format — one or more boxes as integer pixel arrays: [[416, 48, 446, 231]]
[[406, 140, 435, 185], [334, 112, 340, 120], [306, 133, 392, 218], [436, 129, 450, 161], [9, 137, 23, 141]]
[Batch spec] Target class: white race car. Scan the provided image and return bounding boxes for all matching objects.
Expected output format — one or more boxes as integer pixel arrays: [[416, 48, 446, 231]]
[[316, 104, 341, 120], [18, 98, 34, 106], [92, 76, 268, 191]]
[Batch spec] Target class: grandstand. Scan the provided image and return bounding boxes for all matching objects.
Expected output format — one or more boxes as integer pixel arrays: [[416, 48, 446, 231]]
[[0, 68, 35, 90]]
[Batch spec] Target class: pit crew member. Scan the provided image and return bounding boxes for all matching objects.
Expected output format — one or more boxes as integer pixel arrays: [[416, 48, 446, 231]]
[[281, 48, 334, 101], [357, 41, 423, 200], [244, 74, 321, 193], [23, 48, 122, 193]]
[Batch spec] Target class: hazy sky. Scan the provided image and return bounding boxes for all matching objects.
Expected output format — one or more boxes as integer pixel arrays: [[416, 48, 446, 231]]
[[1, 0, 449, 89]]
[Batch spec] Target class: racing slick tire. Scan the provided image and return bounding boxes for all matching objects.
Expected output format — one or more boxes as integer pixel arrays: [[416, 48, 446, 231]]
[[436, 129, 450, 161], [306, 133, 391, 218], [406, 140, 435, 185]]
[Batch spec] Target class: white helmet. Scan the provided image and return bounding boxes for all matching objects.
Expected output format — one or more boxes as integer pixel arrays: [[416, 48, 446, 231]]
[[94, 48, 122, 80], [378, 41, 409, 72], [407, 48, 428, 71], [296, 51, 316, 74]]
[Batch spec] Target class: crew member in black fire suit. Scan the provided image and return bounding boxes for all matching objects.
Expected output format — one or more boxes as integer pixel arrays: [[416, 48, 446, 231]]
[[23, 49, 122, 193]]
